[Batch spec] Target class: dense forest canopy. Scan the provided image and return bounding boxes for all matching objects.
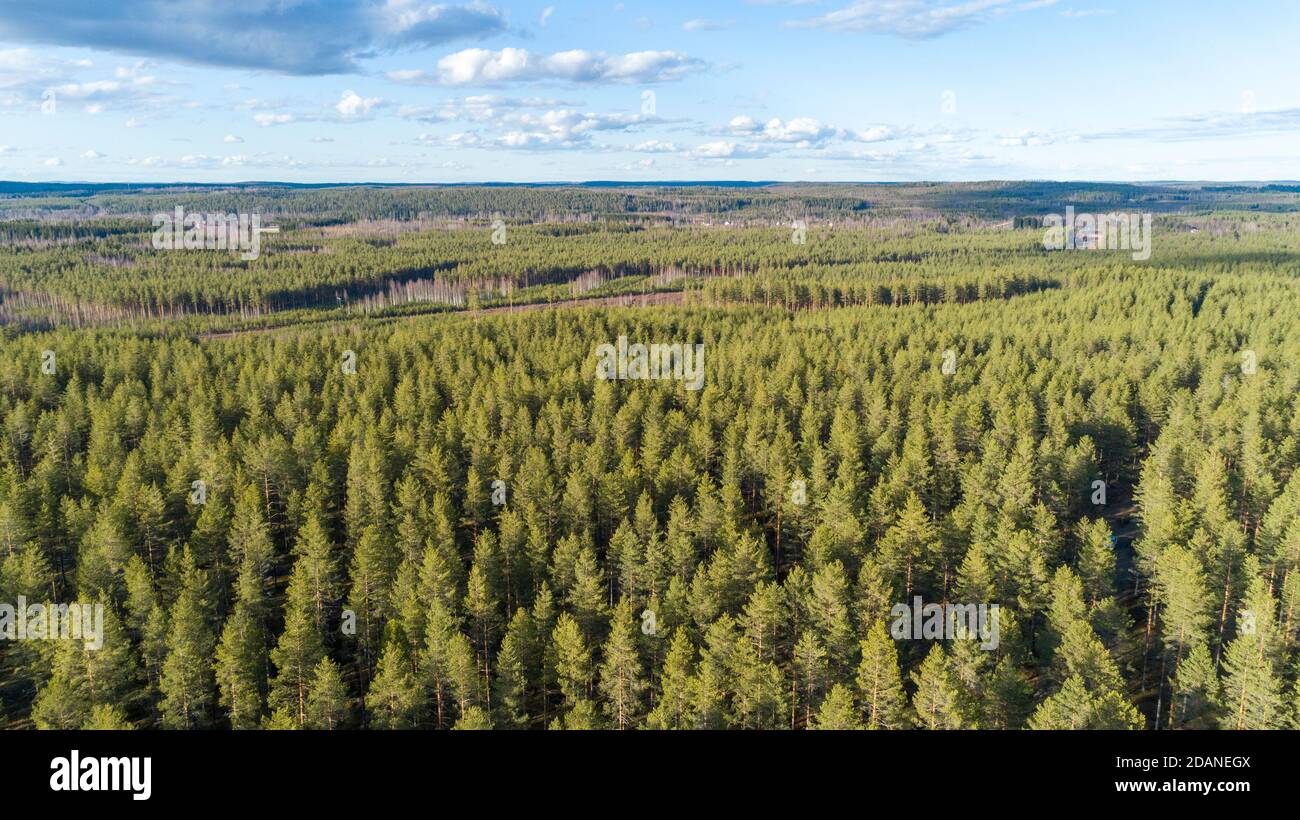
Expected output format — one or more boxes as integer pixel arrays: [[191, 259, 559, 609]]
[[1, 182, 1298, 730]]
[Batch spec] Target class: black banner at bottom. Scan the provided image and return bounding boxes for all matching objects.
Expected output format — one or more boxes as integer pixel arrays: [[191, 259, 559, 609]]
[[0, 729, 1283, 808]]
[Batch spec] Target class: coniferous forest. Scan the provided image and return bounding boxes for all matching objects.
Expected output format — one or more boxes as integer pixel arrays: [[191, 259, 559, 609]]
[[2, 181, 1300, 732]]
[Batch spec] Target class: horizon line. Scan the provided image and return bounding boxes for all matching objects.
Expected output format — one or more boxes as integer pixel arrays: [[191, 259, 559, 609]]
[[4, 179, 1300, 189]]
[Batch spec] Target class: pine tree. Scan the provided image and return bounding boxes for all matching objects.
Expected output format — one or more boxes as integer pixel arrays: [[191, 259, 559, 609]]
[[1035, 605, 1143, 729], [453, 705, 494, 730], [269, 553, 326, 727], [879, 493, 938, 599], [83, 703, 132, 730], [1028, 674, 1143, 729], [214, 605, 265, 729], [1170, 643, 1219, 729], [494, 608, 533, 728], [741, 581, 785, 667], [807, 560, 855, 677], [1218, 575, 1284, 729], [463, 533, 502, 704], [307, 656, 350, 729], [645, 628, 695, 729], [983, 656, 1033, 729], [551, 613, 592, 709], [421, 598, 459, 728], [792, 630, 827, 728], [691, 616, 736, 729], [730, 636, 787, 729], [597, 598, 645, 729], [348, 524, 398, 680], [366, 624, 423, 729], [948, 622, 990, 727], [82, 595, 136, 709], [292, 516, 339, 633], [853, 556, 895, 636], [910, 644, 963, 729], [549, 698, 599, 730], [1155, 543, 1213, 666], [856, 621, 910, 729], [1075, 517, 1116, 605], [159, 550, 216, 729], [446, 631, 482, 718], [228, 483, 274, 598], [568, 544, 608, 641], [123, 553, 160, 646], [31, 640, 89, 729], [811, 684, 860, 729]]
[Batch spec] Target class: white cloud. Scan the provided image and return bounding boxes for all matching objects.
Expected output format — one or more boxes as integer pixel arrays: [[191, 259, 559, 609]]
[[853, 125, 895, 142], [80, 149, 104, 159], [255, 113, 294, 127], [414, 104, 662, 151], [223, 134, 244, 143], [758, 116, 838, 144], [789, 0, 1041, 39], [113, 61, 155, 79], [48, 80, 117, 98], [725, 114, 898, 147], [690, 141, 765, 159], [0, 1, 508, 75], [506, 109, 656, 148], [999, 129, 1053, 146], [442, 131, 487, 148], [44, 71, 167, 111], [728, 115, 758, 133], [393, 47, 707, 86], [0, 56, 175, 116], [398, 94, 576, 123], [336, 89, 383, 119], [615, 158, 656, 170], [539, 6, 554, 26], [631, 139, 680, 152], [0, 46, 43, 74], [683, 18, 736, 31], [44, 156, 61, 166], [402, 91, 671, 153]]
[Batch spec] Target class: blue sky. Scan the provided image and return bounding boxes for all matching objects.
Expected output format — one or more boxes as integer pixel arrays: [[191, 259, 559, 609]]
[[0, 0, 1296, 183]]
